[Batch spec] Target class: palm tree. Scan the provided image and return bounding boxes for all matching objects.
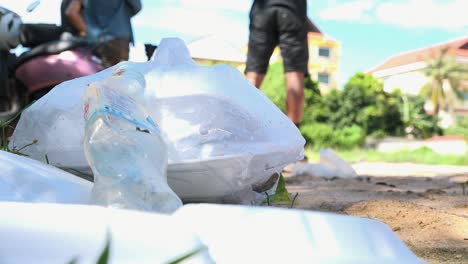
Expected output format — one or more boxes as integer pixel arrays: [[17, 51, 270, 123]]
[[421, 47, 468, 116]]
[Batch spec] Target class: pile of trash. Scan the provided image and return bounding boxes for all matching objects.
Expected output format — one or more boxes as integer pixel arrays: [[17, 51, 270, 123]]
[[8, 38, 305, 208], [0, 38, 424, 263]]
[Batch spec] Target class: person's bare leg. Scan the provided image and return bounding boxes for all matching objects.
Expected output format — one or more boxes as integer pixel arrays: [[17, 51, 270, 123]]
[[285, 72, 304, 125], [245, 72, 265, 88]]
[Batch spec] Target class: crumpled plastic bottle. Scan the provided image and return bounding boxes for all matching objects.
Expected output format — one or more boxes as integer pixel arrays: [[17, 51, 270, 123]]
[[82, 62, 182, 214]]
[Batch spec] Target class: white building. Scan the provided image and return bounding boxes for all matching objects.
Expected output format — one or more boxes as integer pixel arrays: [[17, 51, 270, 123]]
[[368, 37, 468, 119]]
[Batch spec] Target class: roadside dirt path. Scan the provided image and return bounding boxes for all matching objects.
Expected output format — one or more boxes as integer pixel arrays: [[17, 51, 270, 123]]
[[283, 162, 468, 263]]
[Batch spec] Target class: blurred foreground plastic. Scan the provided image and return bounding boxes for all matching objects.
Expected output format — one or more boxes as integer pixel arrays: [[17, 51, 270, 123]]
[[0, 202, 424, 264], [0, 202, 212, 264], [176, 204, 424, 264], [9, 38, 305, 204]]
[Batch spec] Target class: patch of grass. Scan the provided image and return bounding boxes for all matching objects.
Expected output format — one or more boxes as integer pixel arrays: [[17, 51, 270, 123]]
[[264, 174, 291, 205], [0, 101, 35, 152], [0, 111, 22, 151], [65, 232, 207, 264], [96, 234, 111, 264], [305, 147, 468, 166], [166, 246, 207, 264]]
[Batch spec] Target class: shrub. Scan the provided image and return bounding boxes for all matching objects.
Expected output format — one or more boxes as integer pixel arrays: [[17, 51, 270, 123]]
[[332, 73, 404, 136], [261, 62, 287, 112], [300, 123, 334, 149], [302, 78, 325, 124], [301, 123, 365, 150], [444, 117, 468, 138], [333, 125, 366, 150], [260, 68, 448, 148]]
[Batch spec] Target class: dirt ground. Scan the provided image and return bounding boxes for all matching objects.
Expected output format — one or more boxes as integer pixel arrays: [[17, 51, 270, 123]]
[[283, 162, 468, 263]]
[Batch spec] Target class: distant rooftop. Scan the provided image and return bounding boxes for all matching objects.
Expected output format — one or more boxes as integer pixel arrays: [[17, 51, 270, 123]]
[[368, 37, 468, 74], [307, 18, 322, 34]]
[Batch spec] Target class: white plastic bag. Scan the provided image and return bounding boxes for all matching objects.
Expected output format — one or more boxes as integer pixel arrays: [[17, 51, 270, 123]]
[[319, 149, 357, 178], [292, 149, 357, 178], [0, 150, 91, 204], [9, 38, 305, 203]]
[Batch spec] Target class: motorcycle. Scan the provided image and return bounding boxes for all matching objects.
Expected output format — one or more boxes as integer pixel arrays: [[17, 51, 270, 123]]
[[0, 2, 104, 122]]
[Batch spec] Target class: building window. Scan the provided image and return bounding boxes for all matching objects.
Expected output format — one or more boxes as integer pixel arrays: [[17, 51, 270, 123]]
[[318, 73, 329, 84], [318, 47, 330, 58]]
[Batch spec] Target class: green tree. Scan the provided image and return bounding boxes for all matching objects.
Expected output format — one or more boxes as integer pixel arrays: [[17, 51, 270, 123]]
[[261, 68, 408, 149], [329, 72, 403, 137], [301, 72, 324, 124], [401, 94, 441, 138], [261, 62, 287, 112], [421, 47, 468, 115]]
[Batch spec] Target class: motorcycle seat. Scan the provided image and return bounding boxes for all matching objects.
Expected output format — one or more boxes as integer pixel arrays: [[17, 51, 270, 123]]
[[16, 39, 87, 66]]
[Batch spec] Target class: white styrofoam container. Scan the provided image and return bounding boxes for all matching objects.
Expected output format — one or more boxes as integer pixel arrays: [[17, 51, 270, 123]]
[[0, 202, 424, 264]]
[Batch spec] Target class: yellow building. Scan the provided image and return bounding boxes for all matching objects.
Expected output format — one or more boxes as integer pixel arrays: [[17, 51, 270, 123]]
[[306, 32, 340, 92]]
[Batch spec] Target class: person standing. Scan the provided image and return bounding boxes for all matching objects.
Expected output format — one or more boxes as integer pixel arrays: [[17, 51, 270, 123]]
[[62, 0, 142, 67], [245, 0, 309, 127]]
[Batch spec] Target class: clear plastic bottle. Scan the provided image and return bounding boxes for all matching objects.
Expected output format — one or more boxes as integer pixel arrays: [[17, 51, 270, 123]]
[[82, 63, 182, 214]]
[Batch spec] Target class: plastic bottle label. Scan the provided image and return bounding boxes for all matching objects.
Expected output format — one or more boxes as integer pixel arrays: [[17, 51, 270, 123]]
[[84, 84, 160, 135]]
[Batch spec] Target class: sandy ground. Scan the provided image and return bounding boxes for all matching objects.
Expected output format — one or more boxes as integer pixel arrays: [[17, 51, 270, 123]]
[[283, 162, 468, 264]]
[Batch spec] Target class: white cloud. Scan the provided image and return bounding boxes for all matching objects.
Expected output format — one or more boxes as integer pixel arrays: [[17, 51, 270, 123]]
[[129, 42, 149, 62], [376, 0, 468, 30], [318, 0, 375, 22], [133, 6, 248, 41], [318, 0, 468, 30]]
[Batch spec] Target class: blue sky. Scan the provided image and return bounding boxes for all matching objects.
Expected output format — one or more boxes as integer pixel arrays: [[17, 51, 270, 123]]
[[1, 0, 467, 87]]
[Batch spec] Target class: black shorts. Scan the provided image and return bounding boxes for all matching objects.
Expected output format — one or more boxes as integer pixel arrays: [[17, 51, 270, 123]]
[[245, 7, 309, 74]]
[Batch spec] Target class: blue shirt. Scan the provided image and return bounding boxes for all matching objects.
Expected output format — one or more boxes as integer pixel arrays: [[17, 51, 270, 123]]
[[82, 0, 141, 44]]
